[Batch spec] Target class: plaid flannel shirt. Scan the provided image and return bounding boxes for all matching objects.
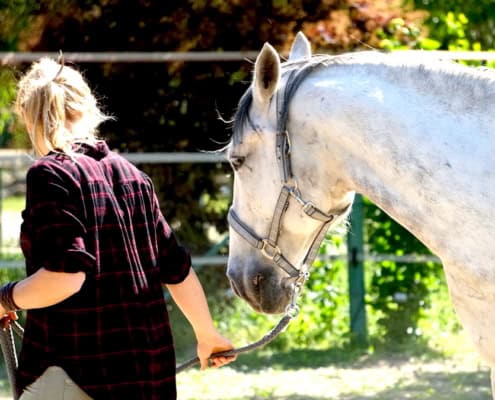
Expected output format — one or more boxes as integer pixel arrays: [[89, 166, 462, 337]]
[[17, 142, 191, 400]]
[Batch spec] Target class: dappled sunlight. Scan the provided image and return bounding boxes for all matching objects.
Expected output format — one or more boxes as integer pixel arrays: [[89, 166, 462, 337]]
[[176, 333, 490, 400], [177, 357, 489, 399]]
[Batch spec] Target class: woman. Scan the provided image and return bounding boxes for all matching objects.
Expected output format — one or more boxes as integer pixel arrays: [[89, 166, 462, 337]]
[[0, 57, 235, 400]]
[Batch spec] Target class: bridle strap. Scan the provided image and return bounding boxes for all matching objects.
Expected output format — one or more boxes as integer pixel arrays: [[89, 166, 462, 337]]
[[268, 186, 290, 244], [228, 178, 351, 279], [228, 208, 300, 277], [229, 67, 351, 280], [227, 209, 264, 250], [287, 187, 337, 222], [302, 218, 333, 267], [276, 130, 293, 183]]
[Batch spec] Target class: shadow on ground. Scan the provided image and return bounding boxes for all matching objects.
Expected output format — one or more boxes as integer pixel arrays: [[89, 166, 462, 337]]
[[224, 342, 447, 372], [338, 369, 490, 400], [221, 370, 491, 400]]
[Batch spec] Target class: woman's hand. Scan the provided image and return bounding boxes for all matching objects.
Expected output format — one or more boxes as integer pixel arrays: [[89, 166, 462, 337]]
[[166, 269, 237, 369], [0, 311, 18, 329], [196, 330, 237, 370]]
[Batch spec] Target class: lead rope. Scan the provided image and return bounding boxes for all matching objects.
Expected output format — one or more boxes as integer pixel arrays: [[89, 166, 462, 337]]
[[0, 273, 307, 399], [0, 312, 298, 391], [176, 270, 307, 373], [0, 320, 24, 400]]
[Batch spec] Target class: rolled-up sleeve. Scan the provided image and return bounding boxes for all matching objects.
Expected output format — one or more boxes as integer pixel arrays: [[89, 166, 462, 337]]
[[151, 191, 191, 284], [23, 164, 96, 274]]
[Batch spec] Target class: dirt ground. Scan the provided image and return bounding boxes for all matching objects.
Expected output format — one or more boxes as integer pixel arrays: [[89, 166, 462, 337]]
[[176, 345, 491, 400]]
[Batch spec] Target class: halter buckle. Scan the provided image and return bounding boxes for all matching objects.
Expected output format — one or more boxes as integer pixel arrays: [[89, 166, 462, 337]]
[[260, 239, 281, 260], [297, 269, 310, 283], [302, 201, 316, 215]]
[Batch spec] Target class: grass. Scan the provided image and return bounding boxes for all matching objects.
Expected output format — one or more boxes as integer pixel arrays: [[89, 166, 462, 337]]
[[175, 332, 491, 399], [1, 196, 23, 213], [172, 269, 492, 400], [0, 334, 489, 400]]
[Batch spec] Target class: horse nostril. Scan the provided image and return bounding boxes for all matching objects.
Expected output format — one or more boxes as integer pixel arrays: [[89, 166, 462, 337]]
[[252, 273, 264, 288]]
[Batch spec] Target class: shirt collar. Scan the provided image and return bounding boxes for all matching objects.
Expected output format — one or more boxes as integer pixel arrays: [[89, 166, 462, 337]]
[[75, 141, 110, 160]]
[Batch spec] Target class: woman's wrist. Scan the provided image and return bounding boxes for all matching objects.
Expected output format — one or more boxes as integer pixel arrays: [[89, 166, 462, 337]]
[[0, 281, 20, 313], [194, 323, 220, 341]]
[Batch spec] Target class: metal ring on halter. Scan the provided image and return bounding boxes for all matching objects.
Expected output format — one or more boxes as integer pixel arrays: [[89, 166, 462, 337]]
[[287, 186, 306, 206], [285, 303, 300, 319], [296, 269, 310, 286], [260, 239, 281, 260]]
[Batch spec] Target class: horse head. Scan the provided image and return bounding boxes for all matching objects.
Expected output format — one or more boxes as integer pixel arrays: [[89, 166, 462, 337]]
[[226, 32, 354, 314]]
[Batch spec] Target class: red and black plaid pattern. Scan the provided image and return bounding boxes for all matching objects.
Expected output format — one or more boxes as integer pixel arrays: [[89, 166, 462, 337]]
[[17, 142, 191, 400]]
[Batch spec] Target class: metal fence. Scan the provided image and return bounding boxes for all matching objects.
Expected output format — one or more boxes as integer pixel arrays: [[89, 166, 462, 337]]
[[0, 150, 441, 266], [1, 48, 487, 342], [3, 50, 495, 65], [0, 151, 230, 267]]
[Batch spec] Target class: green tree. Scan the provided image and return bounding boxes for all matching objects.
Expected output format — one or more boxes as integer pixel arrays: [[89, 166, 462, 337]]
[[409, 0, 495, 50], [4, 0, 458, 348], [363, 199, 443, 343], [2, 0, 424, 253]]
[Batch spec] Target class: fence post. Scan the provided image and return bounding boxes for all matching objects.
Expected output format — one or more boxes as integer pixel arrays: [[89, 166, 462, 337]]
[[0, 168, 3, 254], [346, 194, 367, 345]]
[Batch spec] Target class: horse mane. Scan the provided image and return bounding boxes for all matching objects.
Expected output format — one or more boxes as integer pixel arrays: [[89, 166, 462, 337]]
[[232, 51, 495, 144], [232, 87, 254, 145], [232, 55, 330, 144]]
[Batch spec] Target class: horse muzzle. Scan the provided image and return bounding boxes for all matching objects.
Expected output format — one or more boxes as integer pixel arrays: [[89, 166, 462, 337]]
[[226, 258, 293, 314]]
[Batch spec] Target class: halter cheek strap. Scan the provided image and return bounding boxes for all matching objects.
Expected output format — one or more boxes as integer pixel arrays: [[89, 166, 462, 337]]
[[229, 67, 351, 280], [228, 184, 351, 279]]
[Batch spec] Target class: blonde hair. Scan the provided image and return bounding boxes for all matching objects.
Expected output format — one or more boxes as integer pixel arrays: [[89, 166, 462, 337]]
[[15, 57, 110, 157]]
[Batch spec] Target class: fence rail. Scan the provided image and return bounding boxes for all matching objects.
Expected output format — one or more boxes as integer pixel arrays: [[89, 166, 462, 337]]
[[2, 50, 495, 65], [0, 151, 226, 168], [0, 152, 441, 269], [0, 51, 260, 65], [0, 253, 441, 270], [1, 48, 459, 342], [0, 256, 231, 270]]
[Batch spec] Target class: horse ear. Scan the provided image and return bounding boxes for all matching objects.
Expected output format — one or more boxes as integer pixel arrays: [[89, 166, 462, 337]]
[[253, 42, 280, 105], [288, 31, 311, 61]]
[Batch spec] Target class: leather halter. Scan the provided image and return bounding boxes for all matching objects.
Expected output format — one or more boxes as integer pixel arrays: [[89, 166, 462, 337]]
[[228, 128, 351, 280]]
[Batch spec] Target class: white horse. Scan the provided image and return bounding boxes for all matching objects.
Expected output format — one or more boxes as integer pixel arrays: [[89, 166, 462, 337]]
[[226, 31, 495, 396]]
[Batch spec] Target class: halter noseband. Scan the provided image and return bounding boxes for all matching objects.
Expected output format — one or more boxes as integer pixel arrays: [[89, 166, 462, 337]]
[[228, 128, 351, 281]]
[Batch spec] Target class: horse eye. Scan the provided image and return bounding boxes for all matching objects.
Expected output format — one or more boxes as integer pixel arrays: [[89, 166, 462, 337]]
[[230, 156, 246, 171]]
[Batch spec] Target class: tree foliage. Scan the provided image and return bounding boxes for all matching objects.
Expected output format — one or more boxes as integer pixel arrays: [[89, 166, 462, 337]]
[[410, 0, 495, 50], [363, 198, 443, 342], [1, 0, 477, 346], [1, 0, 424, 252]]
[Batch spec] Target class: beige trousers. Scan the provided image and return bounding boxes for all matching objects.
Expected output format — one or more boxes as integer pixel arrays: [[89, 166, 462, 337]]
[[19, 366, 92, 400]]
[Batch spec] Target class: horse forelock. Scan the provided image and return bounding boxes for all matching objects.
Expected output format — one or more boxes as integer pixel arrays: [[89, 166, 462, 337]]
[[232, 87, 254, 145], [231, 56, 329, 145]]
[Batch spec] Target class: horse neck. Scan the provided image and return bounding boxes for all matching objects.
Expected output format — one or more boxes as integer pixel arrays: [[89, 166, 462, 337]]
[[295, 61, 495, 262]]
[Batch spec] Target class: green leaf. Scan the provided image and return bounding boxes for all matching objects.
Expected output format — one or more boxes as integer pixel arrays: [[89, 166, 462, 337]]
[[419, 38, 442, 50]]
